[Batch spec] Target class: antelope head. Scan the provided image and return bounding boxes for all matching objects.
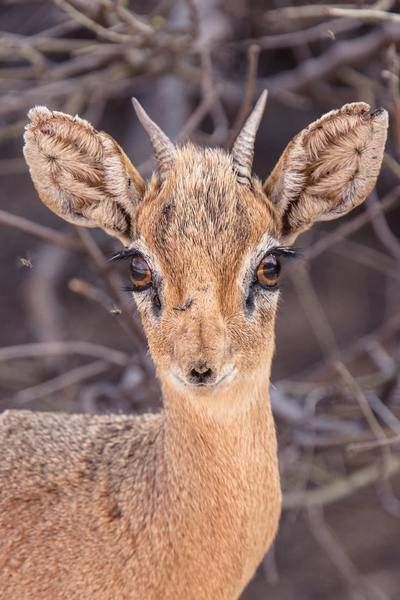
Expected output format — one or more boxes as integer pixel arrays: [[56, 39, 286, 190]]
[[23, 94, 388, 408]]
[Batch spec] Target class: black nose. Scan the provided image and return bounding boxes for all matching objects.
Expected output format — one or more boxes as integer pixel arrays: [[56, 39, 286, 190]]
[[189, 363, 215, 385]]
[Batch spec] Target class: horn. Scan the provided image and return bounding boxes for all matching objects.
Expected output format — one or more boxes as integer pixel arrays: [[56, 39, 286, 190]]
[[132, 98, 176, 182], [232, 90, 268, 185]]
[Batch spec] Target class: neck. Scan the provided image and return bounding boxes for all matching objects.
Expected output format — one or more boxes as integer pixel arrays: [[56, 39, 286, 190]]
[[160, 371, 280, 512], [162, 370, 274, 467], [155, 370, 281, 595], [114, 370, 281, 599]]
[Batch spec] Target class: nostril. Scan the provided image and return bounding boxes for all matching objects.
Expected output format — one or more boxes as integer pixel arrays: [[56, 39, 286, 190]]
[[189, 366, 214, 384]]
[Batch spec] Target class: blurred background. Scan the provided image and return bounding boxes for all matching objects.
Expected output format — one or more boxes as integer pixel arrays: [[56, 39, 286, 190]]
[[1, 1, 400, 598]]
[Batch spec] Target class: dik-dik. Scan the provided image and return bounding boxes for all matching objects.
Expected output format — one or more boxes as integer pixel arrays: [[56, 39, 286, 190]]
[[0, 93, 387, 600]]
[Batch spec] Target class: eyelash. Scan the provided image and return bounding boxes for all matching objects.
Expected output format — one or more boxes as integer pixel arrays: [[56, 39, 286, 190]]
[[248, 245, 298, 300], [107, 249, 139, 263], [109, 246, 298, 263], [108, 250, 153, 295], [111, 246, 298, 295], [252, 246, 298, 282], [266, 246, 298, 259]]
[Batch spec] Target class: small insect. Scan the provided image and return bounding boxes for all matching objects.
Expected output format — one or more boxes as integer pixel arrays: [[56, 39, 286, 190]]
[[18, 256, 32, 269]]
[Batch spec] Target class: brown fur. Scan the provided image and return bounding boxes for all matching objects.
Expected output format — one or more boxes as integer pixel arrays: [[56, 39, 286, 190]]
[[0, 101, 388, 600]]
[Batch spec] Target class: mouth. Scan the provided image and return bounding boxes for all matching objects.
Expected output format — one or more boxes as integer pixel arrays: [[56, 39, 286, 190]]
[[171, 366, 237, 390]]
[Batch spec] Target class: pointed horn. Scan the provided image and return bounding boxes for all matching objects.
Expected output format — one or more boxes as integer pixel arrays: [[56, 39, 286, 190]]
[[232, 90, 268, 185], [132, 98, 176, 182]]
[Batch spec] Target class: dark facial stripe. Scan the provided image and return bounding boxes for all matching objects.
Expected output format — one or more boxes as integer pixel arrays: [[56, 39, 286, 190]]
[[115, 203, 133, 236]]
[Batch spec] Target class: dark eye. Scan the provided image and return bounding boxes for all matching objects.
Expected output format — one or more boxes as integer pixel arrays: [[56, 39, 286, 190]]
[[129, 255, 152, 291], [256, 254, 281, 289]]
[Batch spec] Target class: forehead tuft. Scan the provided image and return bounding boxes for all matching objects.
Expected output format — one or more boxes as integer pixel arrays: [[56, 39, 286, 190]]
[[136, 144, 277, 270]]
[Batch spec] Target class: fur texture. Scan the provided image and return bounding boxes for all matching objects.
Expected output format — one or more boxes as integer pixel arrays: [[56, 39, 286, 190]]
[[0, 101, 388, 600], [264, 102, 388, 242], [23, 106, 145, 244]]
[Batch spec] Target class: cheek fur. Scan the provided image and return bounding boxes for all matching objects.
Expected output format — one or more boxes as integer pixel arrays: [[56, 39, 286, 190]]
[[136, 287, 278, 374], [226, 307, 276, 357]]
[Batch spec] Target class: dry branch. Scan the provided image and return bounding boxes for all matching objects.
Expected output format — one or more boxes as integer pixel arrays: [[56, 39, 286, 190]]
[[6, 360, 111, 406], [283, 454, 400, 509], [74, 228, 147, 352], [0, 210, 83, 252], [261, 25, 400, 97], [0, 341, 129, 366], [266, 4, 400, 26]]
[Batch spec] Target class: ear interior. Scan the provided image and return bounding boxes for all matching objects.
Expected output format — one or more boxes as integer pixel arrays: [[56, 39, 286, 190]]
[[23, 107, 145, 244], [264, 103, 388, 242]]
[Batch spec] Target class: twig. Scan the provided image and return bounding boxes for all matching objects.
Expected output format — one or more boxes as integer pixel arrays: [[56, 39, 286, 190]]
[[334, 361, 388, 445], [384, 44, 400, 157], [242, 17, 360, 50], [0, 34, 96, 54], [26, 245, 69, 347], [197, 49, 229, 144], [184, 0, 200, 41], [305, 311, 400, 381], [290, 265, 338, 359], [331, 238, 400, 282], [175, 88, 219, 142], [51, 0, 137, 43], [227, 44, 261, 147], [260, 26, 400, 98], [308, 506, 388, 600], [0, 210, 83, 252], [0, 341, 129, 366], [30, 18, 78, 40], [6, 360, 112, 406], [283, 454, 400, 508], [69, 277, 121, 315], [99, 0, 154, 36], [74, 228, 147, 352], [348, 434, 400, 454], [383, 152, 400, 178], [368, 392, 400, 434], [271, 388, 360, 436], [0, 33, 48, 72], [266, 4, 400, 25], [367, 192, 400, 262], [304, 185, 400, 262]]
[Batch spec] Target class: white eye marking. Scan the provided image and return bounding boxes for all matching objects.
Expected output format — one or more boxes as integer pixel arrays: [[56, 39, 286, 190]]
[[128, 238, 163, 280], [237, 233, 280, 294]]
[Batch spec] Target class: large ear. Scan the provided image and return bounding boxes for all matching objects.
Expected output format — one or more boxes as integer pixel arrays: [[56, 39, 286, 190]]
[[264, 103, 388, 243], [23, 107, 145, 244]]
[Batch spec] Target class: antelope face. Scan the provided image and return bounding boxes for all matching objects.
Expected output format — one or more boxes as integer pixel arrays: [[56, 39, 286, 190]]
[[23, 96, 388, 396], [129, 145, 285, 391]]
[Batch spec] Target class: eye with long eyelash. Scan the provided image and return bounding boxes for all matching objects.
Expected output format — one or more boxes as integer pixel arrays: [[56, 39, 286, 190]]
[[107, 248, 136, 263], [109, 246, 298, 262], [267, 246, 298, 259], [112, 246, 298, 297], [109, 249, 153, 293], [249, 245, 298, 294]]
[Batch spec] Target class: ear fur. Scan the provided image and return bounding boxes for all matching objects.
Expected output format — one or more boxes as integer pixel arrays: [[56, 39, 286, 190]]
[[264, 103, 388, 242], [23, 107, 145, 244]]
